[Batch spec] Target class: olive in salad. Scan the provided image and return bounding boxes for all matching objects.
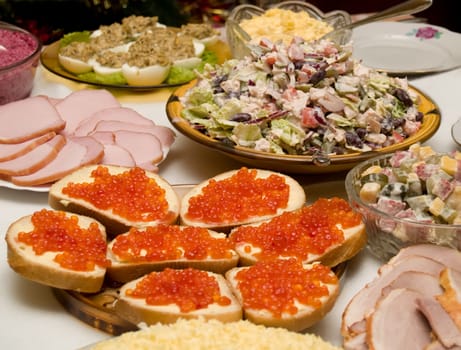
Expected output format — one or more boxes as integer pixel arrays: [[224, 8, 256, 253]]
[[180, 37, 423, 156]]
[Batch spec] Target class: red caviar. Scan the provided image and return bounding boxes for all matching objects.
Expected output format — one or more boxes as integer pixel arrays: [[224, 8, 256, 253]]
[[185, 168, 290, 223], [230, 197, 362, 260], [235, 259, 338, 317], [126, 268, 231, 312], [111, 225, 234, 262], [17, 209, 110, 271], [62, 166, 172, 222]]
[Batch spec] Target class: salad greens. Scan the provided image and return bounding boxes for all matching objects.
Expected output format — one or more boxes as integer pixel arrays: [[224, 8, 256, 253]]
[[180, 38, 423, 156]]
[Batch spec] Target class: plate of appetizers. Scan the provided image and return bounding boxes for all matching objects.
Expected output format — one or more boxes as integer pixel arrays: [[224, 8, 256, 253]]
[[40, 15, 230, 90]]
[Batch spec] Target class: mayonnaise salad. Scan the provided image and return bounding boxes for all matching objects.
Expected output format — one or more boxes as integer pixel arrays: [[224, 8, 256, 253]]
[[180, 37, 423, 156]]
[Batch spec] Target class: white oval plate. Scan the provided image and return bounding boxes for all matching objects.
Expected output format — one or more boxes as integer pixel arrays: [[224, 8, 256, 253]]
[[351, 22, 461, 75]]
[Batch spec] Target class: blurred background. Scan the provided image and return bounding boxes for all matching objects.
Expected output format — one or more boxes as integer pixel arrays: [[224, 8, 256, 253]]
[[0, 0, 457, 44]]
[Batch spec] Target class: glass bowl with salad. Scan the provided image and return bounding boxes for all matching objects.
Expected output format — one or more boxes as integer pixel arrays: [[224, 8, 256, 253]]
[[167, 36, 440, 174], [345, 144, 461, 261], [226, 1, 352, 59]]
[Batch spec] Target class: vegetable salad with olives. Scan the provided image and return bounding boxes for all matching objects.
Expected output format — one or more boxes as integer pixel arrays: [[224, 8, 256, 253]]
[[180, 37, 423, 156]]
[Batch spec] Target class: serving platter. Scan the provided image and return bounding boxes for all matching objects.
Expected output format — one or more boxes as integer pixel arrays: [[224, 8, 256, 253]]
[[166, 81, 441, 174], [351, 22, 461, 75], [51, 182, 348, 336], [40, 39, 231, 90]]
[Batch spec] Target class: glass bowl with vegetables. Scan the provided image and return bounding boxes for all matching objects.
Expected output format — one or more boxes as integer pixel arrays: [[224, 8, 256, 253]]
[[345, 144, 461, 261]]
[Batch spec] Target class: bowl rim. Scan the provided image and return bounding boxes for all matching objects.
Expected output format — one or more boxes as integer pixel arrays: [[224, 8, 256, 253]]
[[227, 1, 352, 24], [345, 152, 461, 228], [0, 21, 42, 72]]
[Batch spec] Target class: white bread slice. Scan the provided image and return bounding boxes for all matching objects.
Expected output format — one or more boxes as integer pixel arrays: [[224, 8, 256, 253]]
[[229, 198, 366, 268], [225, 259, 340, 332], [6, 209, 107, 293], [179, 167, 306, 232], [48, 164, 180, 236], [107, 225, 239, 282], [115, 268, 242, 326]]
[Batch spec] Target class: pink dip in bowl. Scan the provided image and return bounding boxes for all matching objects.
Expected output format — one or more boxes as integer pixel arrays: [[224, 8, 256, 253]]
[[0, 22, 41, 105]]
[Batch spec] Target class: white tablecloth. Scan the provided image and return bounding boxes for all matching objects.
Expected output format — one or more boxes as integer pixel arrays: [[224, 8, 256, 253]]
[[1, 63, 460, 349]]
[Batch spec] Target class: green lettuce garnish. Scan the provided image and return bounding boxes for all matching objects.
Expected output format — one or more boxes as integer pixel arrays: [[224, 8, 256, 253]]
[[77, 71, 127, 85], [59, 31, 91, 47]]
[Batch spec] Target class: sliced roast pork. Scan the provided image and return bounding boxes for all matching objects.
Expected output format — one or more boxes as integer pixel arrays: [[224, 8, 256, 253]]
[[10, 136, 104, 186], [112, 130, 163, 171], [71, 106, 154, 137], [0, 135, 66, 176], [417, 297, 461, 349], [0, 132, 56, 161], [91, 120, 176, 152], [366, 288, 432, 350], [55, 89, 121, 136], [342, 255, 446, 337], [0, 96, 65, 144], [387, 244, 461, 272], [437, 268, 461, 330]]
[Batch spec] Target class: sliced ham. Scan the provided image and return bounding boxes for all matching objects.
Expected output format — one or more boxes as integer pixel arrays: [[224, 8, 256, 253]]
[[381, 270, 443, 298], [0, 96, 65, 144], [0, 135, 66, 176], [72, 106, 154, 137], [437, 268, 461, 330], [342, 255, 445, 337], [366, 288, 432, 350], [417, 297, 461, 348], [55, 89, 121, 136], [112, 130, 164, 170], [87, 131, 135, 167], [99, 144, 136, 167], [387, 244, 461, 272], [11, 136, 104, 186], [0, 132, 56, 161], [91, 120, 176, 151]]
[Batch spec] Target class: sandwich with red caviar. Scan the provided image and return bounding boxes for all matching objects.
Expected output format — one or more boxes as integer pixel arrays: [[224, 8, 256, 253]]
[[229, 197, 366, 268], [6, 209, 109, 293], [225, 258, 340, 331], [179, 167, 306, 232], [48, 164, 180, 236], [115, 267, 242, 326], [107, 224, 239, 283]]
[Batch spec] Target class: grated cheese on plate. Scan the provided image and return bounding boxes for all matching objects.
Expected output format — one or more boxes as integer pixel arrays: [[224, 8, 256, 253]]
[[90, 318, 342, 350], [240, 8, 333, 45]]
